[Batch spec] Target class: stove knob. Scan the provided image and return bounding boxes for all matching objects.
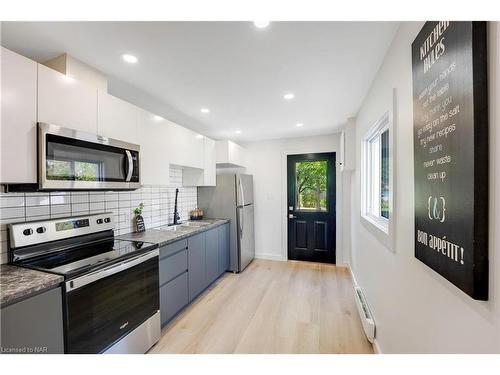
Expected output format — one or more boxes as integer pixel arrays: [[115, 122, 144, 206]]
[[23, 228, 33, 236], [36, 227, 46, 234], [104, 217, 111, 223], [96, 218, 103, 224]]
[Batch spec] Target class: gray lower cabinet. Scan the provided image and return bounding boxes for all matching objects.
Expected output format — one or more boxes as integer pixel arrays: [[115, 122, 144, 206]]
[[159, 271, 189, 326], [159, 223, 230, 325], [188, 232, 206, 300], [205, 228, 219, 284], [218, 223, 230, 275], [0, 287, 64, 354]]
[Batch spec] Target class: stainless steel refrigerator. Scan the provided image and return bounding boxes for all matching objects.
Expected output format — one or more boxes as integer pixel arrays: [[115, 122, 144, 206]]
[[198, 174, 255, 273]]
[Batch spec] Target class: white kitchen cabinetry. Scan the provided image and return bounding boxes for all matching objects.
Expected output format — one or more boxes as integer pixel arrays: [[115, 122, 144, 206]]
[[137, 109, 171, 185], [1, 47, 38, 184], [97, 90, 139, 143], [203, 137, 216, 186], [183, 136, 216, 187], [216, 140, 246, 168], [38, 64, 98, 134], [168, 122, 204, 169]]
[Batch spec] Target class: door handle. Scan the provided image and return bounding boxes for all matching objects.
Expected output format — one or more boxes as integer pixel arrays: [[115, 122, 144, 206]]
[[288, 214, 296, 219], [125, 150, 133, 182]]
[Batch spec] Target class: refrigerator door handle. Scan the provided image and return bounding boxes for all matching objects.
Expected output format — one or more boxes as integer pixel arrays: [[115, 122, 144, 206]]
[[239, 207, 244, 240], [238, 176, 245, 207]]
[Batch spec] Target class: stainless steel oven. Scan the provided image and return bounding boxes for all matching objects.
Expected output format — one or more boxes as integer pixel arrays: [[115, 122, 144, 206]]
[[38, 122, 140, 190], [64, 249, 160, 354], [10, 213, 161, 354]]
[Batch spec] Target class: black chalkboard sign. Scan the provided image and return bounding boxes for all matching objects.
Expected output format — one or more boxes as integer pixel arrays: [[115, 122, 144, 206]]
[[412, 21, 488, 300], [135, 215, 146, 233]]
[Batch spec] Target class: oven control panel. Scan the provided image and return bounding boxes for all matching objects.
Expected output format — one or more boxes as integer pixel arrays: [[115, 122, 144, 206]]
[[8, 213, 115, 249]]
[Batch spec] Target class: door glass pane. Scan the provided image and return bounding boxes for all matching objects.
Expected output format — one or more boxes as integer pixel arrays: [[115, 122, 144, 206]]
[[380, 130, 389, 219], [295, 160, 328, 212]]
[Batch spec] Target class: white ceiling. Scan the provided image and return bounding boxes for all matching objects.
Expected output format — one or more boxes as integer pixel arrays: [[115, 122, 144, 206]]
[[1, 21, 398, 142]]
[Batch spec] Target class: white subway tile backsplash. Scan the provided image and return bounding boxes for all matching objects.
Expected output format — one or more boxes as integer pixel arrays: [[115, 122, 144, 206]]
[[0, 166, 197, 264], [71, 194, 90, 204], [90, 202, 105, 211], [25, 195, 50, 206], [26, 206, 50, 217], [0, 207, 25, 220], [90, 193, 105, 202], [72, 202, 90, 213], [50, 195, 71, 205], [105, 200, 119, 210], [0, 196, 25, 207]]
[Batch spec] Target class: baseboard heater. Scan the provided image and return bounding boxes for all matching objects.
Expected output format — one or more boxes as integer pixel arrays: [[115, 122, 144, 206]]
[[354, 285, 375, 343]]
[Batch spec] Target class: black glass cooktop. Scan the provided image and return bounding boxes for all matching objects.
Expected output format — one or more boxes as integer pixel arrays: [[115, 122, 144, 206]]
[[17, 239, 157, 279]]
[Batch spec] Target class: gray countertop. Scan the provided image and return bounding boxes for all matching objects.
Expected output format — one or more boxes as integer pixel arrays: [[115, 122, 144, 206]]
[[117, 219, 230, 247], [0, 265, 64, 308]]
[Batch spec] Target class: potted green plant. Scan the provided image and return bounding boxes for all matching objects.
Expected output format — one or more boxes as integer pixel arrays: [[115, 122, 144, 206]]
[[132, 202, 146, 232]]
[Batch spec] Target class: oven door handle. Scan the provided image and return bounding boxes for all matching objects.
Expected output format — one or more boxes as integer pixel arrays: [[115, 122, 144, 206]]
[[65, 249, 159, 292], [125, 150, 133, 182]]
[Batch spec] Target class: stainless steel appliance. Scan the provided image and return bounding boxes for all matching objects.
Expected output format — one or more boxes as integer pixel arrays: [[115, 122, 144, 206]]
[[38, 123, 141, 190], [198, 174, 255, 272], [9, 213, 160, 354]]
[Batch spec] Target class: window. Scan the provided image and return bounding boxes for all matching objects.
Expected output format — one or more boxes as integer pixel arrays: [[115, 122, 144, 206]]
[[295, 160, 328, 212], [362, 112, 391, 234]]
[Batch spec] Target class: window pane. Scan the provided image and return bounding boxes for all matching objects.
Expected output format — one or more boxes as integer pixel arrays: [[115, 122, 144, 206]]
[[75, 161, 100, 181], [380, 130, 389, 219], [295, 160, 328, 212], [47, 160, 72, 180]]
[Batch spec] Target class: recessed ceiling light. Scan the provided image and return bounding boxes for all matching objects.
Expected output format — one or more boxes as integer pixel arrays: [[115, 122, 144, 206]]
[[253, 21, 270, 29], [122, 54, 138, 64], [152, 115, 163, 122], [235, 130, 242, 134], [284, 93, 295, 100], [296, 123, 304, 127], [200, 108, 210, 114]]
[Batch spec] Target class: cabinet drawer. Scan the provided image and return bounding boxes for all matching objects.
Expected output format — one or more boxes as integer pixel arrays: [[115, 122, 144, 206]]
[[159, 249, 188, 286], [159, 271, 189, 326], [159, 239, 187, 259]]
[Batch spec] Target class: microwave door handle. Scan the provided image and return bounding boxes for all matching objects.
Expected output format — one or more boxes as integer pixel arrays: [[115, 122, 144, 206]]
[[125, 150, 133, 182], [66, 249, 159, 292]]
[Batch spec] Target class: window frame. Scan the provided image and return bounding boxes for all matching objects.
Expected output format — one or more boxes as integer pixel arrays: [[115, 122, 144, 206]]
[[361, 109, 395, 251]]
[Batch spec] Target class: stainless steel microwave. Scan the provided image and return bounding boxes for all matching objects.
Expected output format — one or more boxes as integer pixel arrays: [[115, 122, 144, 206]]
[[38, 123, 141, 190]]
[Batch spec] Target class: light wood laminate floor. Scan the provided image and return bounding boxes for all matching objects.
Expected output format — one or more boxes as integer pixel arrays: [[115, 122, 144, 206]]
[[150, 259, 373, 354]]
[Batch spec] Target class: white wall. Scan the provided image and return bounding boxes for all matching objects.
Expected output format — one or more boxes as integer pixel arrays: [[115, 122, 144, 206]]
[[350, 22, 500, 353], [243, 133, 349, 265]]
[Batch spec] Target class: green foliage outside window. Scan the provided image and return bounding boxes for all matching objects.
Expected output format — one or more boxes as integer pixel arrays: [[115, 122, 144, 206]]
[[295, 160, 328, 211]]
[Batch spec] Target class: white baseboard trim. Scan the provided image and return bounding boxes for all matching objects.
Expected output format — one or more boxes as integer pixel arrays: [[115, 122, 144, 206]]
[[255, 253, 286, 261]]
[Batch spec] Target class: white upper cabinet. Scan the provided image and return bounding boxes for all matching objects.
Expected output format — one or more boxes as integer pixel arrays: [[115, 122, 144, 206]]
[[97, 90, 139, 143], [137, 109, 171, 185], [168, 122, 204, 169], [216, 140, 246, 168], [1, 47, 38, 184], [37, 64, 98, 134], [203, 137, 216, 186], [182, 135, 216, 187]]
